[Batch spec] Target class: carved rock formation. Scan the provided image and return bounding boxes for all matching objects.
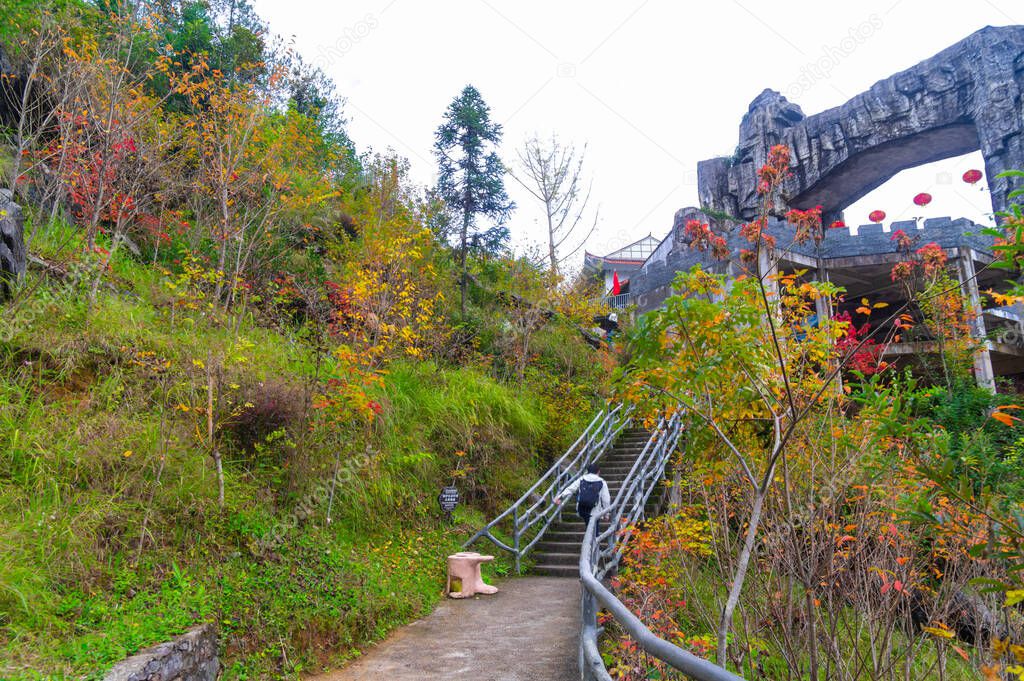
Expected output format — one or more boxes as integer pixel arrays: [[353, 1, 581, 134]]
[[0, 189, 26, 299], [698, 25, 1024, 224]]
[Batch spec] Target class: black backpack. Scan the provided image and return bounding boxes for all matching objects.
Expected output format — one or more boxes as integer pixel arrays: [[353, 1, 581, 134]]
[[577, 478, 603, 513]]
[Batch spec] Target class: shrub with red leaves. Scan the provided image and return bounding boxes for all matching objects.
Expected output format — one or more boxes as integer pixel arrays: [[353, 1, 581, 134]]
[[833, 311, 886, 375]]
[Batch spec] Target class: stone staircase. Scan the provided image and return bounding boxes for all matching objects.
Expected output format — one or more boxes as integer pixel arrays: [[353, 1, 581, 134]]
[[531, 428, 651, 577]]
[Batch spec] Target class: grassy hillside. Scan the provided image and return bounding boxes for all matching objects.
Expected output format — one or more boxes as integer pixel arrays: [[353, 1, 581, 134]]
[[0, 224, 610, 679], [0, 2, 619, 677]]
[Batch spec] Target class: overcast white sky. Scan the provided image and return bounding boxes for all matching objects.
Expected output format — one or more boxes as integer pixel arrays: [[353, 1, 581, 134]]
[[253, 0, 1022, 263]]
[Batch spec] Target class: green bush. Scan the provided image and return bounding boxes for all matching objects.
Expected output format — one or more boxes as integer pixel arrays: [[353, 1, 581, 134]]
[[911, 380, 1024, 499]]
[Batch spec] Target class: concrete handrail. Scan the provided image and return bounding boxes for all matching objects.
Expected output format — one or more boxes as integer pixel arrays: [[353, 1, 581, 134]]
[[577, 412, 746, 681], [464, 403, 633, 572]]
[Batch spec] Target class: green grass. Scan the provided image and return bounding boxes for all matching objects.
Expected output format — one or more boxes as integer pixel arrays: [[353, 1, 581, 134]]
[[0, 227, 595, 679]]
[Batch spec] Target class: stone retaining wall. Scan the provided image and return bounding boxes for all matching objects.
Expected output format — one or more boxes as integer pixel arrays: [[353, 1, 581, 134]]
[[102, 624, 218, 681]]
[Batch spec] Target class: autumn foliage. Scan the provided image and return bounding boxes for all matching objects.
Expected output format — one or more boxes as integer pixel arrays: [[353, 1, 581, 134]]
[[613, 142, 1024, 679]]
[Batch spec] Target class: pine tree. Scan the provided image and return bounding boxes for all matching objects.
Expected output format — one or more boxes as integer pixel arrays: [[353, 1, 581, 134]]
[[434, 85, 513, 317]]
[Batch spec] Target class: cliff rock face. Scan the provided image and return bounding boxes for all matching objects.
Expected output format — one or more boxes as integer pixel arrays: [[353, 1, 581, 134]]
[[0, 189, 26, 299], [698, 26, 1024, 224]]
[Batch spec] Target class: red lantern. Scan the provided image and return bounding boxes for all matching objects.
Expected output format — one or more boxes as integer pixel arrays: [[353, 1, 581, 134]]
[[869, 210, 886, 223], [913, 192, 932, 206], [829, 220, 846, 229], [963, 169, 983, 185]]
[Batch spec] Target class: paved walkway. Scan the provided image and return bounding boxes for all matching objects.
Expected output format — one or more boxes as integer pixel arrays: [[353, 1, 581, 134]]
[[313, 577, 580, 681]]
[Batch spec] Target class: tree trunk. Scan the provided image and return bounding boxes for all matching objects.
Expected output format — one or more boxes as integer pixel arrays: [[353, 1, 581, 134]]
[[546, 209, 558, 277], [805, 588, 819, 681], [459, 208, 470, 318], [207, 354, 224, 507], [213, 187, 230, 304], [717, 488, 766, 666], [87, 227, 122, 313]]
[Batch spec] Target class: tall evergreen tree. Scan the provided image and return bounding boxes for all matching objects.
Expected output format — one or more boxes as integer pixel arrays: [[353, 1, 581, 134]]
[[434, 85, 514, 316]]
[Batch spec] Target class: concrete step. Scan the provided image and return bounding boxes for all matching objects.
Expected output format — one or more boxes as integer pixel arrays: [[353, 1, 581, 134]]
[[535, 540, 582, 554], [543, 531, 585, 543], [532, 551, 580, 567], [532, 563, 578, 578], [552, 522, 588, 531], [544, 524, 585, 536], [550, 518, 633, 532]]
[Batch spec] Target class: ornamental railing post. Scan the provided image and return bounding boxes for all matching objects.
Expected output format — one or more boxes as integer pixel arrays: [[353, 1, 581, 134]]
[[513, 507, 521, 575]]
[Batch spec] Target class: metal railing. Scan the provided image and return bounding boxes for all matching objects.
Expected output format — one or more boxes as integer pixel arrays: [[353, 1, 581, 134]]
[[605, 293, 633, 309], [578, 411, 746, 681], [590, 292, 633, 309], [463, 403, 633, 573]]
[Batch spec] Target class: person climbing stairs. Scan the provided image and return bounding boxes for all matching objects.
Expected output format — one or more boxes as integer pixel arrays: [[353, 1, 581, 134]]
[[531, 427, 652, 577]]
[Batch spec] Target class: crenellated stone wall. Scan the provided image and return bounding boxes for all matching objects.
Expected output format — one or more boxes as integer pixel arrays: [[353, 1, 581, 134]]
[[628, 211, 996, 314]]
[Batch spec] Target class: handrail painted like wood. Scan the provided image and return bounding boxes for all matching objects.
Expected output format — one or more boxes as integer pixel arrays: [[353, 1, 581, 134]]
[[577, 412, 746, 681], [463, 403, 633, 572]]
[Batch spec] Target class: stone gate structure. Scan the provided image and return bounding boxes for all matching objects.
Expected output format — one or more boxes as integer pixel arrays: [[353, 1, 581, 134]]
[[697, 25, 1024, 226], [619, 26, 1024, 389]]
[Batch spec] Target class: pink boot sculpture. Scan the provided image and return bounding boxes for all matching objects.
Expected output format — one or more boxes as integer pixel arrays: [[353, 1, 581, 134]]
[[446, 551, 499, 598]]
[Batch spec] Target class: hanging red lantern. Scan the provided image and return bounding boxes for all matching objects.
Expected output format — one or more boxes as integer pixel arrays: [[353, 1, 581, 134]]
[[963, 169, 983, 185], [913, 192, 932, 206], [869, 210, 886, 223]]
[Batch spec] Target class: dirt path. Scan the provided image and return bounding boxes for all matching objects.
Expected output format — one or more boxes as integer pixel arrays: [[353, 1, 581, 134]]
[[312, 576, 580, 681]]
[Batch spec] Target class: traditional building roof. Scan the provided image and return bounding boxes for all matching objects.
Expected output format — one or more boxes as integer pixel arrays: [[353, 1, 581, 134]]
[[584, 235, 662, 273]]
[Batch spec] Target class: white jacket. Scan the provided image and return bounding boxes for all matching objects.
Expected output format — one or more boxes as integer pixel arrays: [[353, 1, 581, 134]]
[[556, 473, 610, 509]]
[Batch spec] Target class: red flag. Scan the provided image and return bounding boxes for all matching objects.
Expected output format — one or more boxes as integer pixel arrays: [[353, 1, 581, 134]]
[[611, 271, 621, 295]]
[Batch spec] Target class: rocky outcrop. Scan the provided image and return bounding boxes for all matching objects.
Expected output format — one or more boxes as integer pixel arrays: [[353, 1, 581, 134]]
[[698, 25, 1024, 225], [0, 189, 26, 299], [102, 624, 218, 681], [0, 42, 15, 127]]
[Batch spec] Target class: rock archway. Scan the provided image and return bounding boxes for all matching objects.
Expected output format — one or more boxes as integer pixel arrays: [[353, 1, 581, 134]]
[[697, 25, 1024, 224]]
